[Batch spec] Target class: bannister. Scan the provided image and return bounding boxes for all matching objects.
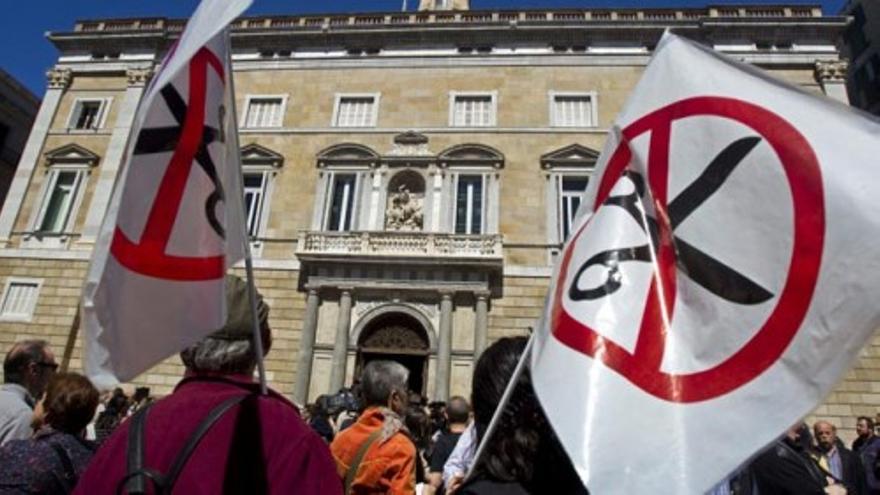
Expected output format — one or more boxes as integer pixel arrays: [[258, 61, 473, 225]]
[[297, 231, 503, 259], [68, 5, 824, 35]]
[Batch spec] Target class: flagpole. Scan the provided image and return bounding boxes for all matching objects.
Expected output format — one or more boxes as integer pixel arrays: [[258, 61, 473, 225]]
[[465, 331, 535, 481], [224, 27, 268, 395]]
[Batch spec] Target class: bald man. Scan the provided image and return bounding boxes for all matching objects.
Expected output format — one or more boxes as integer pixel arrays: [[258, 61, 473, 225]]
[[812, 420, 867, 495], [0, 340, 57, 445]]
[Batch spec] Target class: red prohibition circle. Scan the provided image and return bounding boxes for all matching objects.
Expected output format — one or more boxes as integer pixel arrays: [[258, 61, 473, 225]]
[[551, 96, 825, 403]]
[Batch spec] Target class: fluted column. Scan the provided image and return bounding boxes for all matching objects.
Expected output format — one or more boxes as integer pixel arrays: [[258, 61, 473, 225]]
[[0, 68, 71, 247], [814, 61, 850, 104], [79, 67, 152, 244], [434, 291, 454, 402], [328, 288, 353, 393], [293, 288, 321, 405], [474, 291, 489, 359]]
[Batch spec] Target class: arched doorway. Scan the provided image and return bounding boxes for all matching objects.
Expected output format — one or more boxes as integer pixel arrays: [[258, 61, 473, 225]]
[[355, 312, 430, 395]]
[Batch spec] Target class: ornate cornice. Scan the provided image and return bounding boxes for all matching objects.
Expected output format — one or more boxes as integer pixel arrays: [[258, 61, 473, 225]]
[[814, 60, 848, 83], [46, 68, 72, 90]]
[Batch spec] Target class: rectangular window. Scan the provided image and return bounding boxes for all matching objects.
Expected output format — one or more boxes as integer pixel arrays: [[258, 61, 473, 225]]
[[327, 174, 357, 231], [37, 170, 82, 233], [455, 175, 484, 234], [243, 173, 266, 237], [68, 99, 108, 130], [243, 97, 284, 128], [0, 280, 40, 321], [551, 93, 595, 127], [560, 177, 589, 240], [452, 95, 494, 127], [0, 123, 9, 148], [335, 97, 377, 127]]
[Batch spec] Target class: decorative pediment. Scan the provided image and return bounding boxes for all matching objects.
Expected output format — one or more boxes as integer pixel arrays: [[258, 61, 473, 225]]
[[540, 144, 600, 169], [240, 143, 283, 168], [386, 131, 433, 160], [43, 143, 100, 166], [316, 143, 379, 167], [394, 131, 429, 146], [438, 144, 504, 168]]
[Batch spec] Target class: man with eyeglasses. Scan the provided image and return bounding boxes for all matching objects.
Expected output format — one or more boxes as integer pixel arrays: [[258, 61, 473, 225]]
[[0, 340, 57, 445]]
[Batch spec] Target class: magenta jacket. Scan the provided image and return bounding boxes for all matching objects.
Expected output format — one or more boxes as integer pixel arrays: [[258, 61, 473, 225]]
[[73, 374, 342, 494]]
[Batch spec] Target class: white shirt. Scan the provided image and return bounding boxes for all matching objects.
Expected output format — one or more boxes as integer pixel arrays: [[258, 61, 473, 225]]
[[442, 422, 476, 485]]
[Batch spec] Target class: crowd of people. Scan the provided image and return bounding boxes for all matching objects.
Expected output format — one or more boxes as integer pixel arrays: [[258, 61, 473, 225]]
[[0, 276, 878, 494]]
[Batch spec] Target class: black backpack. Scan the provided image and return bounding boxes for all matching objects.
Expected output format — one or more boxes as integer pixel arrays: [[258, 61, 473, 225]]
[[115, 378, 268, 495]]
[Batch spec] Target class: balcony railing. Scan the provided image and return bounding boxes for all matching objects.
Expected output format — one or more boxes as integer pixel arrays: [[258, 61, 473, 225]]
[[296, 231, 502, 260], [69, 6, 823, 34]]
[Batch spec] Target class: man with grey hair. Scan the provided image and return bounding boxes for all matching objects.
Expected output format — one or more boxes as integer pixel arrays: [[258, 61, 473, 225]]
[[0, 340, 57, 445], [331, 360, 417, 494], [75, 275, 341, 494]]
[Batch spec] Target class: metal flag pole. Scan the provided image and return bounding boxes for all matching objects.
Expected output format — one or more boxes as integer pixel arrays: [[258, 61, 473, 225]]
[[464, 331, 535, 482], [224, 27, 268, 395]]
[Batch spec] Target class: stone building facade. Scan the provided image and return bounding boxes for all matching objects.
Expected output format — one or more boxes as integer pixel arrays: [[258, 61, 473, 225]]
[[0, 69, 39, 207], [0, 2, 874, 440]]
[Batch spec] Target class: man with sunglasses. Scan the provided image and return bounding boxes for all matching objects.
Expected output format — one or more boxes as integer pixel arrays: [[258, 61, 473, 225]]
[[0, 340, 57, 445]]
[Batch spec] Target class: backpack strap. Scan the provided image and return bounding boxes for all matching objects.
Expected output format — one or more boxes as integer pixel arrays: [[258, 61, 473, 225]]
[[118, 393, 251, 495], [121, 400, 155, 495], [47, 441, 76, 493], [344, 429, 384, 494], [163, 393, 252, 490]]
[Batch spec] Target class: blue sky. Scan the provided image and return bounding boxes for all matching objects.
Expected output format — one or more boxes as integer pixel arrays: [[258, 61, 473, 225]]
[[2, 0, 847, 98]]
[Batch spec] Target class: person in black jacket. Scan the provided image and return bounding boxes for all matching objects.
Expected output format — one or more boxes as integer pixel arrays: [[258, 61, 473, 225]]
[[751, 422, 840, 495], [812, 420, 867, 495]]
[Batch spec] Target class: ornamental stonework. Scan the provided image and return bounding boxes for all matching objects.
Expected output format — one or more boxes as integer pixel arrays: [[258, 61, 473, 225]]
[[46, 68, 72, 89], [126, 67, 153, 87], [814, 60, 848, 82]]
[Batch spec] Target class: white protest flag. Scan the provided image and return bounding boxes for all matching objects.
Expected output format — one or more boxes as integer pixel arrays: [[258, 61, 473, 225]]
[[82, 0, 252, 389], [531, 32, 880, 494]]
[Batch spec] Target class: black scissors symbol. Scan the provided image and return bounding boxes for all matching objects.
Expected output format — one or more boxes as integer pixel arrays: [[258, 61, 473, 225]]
[[569, 136, 774, 306]]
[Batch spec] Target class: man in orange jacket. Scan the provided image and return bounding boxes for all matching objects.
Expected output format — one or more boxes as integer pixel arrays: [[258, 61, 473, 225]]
[[331, 360, 416, 494]]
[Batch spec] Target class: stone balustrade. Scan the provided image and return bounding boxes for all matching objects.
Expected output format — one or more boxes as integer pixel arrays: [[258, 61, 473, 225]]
[[297, 230, 503, 259], [71, 5, 822, 34]]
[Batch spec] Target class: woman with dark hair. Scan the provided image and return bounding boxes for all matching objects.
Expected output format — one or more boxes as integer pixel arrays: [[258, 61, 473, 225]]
[[0, 372, 100, 494], [457, 336, 588, 495], [406, 405, 432, 491]]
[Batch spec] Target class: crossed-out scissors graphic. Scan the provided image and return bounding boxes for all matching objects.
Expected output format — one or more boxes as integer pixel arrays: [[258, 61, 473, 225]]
[[569, 136, 773, 306]]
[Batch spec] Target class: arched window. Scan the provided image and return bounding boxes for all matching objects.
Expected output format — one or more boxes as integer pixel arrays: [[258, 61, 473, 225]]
[[314, 144, 379, 232], [438, 144, 504, 235]]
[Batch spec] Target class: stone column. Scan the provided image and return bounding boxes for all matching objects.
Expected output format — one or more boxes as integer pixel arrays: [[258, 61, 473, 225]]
[[0, 68, 71, 247], [367, 165, 388, 230], [293, 288, 321, 405], [474, 291, 489, 359], [815, 61, 850, 104], [434, 291, 454, 402], [79, 67, 152, 245], [428, 166, 443, 232], [328, 288, 353, 393]]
